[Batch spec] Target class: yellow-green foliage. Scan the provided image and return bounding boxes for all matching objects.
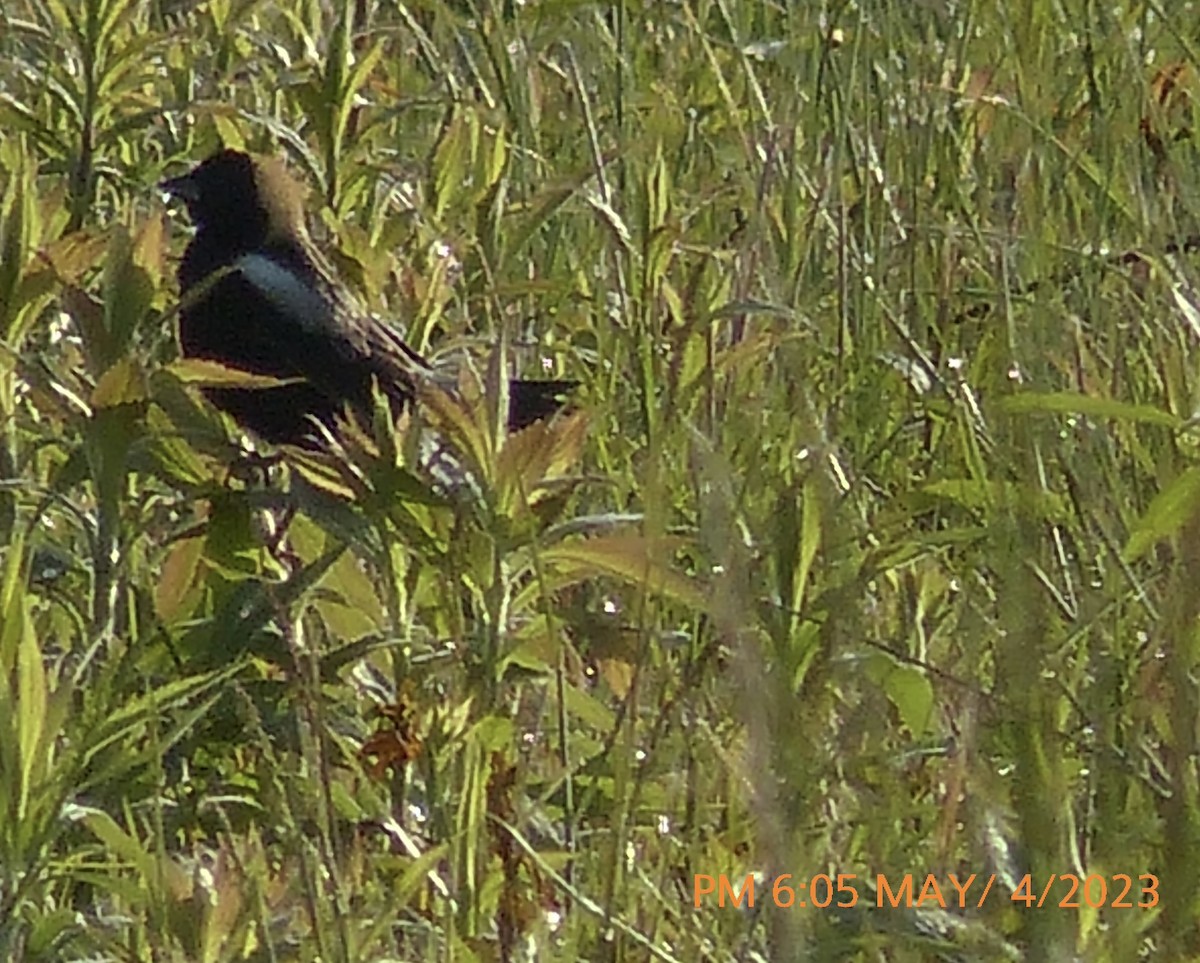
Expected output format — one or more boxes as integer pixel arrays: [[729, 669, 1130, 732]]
[[1, 0, 1199, 959]]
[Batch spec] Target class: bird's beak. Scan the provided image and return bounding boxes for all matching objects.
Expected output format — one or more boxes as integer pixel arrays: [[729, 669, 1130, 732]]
[[160, 171, 198, 204]]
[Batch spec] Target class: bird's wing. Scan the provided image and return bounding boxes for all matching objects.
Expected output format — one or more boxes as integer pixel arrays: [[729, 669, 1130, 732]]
[[230, 250, 364, 360], [362, 312, 440, 382], [223, 241, 432, 404]]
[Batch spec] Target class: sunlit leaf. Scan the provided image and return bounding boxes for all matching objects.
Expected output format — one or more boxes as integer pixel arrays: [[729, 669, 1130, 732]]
[[91, 356, 148, 408], [521, 535, 707, 611], [163, 358, 306, 389], [156, 536, 206, 624]]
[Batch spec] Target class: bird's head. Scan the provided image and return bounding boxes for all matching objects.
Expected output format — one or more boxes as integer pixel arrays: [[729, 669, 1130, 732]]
[[162, 148, 308, 249]]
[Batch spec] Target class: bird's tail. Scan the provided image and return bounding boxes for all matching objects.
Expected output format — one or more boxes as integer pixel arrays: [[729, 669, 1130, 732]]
[[508, 379, 577, 430]]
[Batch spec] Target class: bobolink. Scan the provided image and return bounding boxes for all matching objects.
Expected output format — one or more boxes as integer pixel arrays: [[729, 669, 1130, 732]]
[[162, 148, 573, 447]]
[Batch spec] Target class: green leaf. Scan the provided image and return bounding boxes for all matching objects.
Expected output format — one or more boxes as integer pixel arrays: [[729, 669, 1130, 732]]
[[162, 358, 306, 389], [1123, 467, 1200, 562], [101, 225, 155, 367], [520, 535, 707, 612], [866, 652, 934, 738], [999, 392, 1180, 428]]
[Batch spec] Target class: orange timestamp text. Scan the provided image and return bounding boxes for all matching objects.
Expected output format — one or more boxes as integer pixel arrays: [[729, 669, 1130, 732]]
[[693, 872, 1160, 911]]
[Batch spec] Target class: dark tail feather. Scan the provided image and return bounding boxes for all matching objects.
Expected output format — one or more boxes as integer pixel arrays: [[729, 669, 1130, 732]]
[[507, 379, 577, 430]]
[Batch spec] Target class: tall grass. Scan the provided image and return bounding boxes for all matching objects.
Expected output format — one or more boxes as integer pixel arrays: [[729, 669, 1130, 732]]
[[1, 0, 1199, 959]]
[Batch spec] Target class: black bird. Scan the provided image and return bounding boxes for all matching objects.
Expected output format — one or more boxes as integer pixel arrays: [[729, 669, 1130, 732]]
[[161, 148, 573, 447]]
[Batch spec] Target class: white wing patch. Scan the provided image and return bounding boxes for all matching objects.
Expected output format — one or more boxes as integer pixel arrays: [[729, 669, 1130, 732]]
[[233, 253, 338, 336]]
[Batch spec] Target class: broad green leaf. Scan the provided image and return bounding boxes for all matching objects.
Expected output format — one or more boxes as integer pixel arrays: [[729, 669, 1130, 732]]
[[866, 653, 935, 739]]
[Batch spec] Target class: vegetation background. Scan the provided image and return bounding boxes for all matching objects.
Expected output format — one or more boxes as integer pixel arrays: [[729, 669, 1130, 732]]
[[2, 0, 1200, 959]]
